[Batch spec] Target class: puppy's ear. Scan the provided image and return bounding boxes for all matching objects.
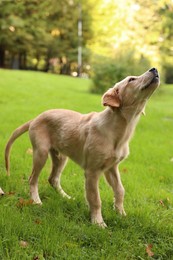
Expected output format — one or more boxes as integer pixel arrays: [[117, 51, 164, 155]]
[[102, 88, 121, 108]]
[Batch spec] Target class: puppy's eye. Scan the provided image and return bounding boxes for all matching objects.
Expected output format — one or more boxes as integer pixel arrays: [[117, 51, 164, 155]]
[[129, 77, 136, 82]]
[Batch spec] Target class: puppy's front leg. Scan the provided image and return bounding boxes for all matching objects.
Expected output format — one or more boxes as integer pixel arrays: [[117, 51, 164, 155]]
[[85, 170, 107, 228], [104, 165, 126, 216]]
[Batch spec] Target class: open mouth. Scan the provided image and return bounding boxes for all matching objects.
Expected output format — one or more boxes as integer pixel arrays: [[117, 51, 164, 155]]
[[141, 75, 159, 90]]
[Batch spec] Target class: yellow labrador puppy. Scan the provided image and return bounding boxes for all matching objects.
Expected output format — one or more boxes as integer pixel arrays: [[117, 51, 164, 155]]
[[5, 68, 160, 227]]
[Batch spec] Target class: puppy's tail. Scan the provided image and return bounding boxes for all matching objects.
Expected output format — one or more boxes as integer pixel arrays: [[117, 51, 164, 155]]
[[5, 120, 33, 176]]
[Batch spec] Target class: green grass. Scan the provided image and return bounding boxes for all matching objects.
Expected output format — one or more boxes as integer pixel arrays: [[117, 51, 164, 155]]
[[0, 69, 173, 260]]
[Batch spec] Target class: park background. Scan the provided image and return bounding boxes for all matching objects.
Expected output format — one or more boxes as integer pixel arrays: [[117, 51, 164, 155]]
[[0, 0, 173, 259], [1, 0, 173, 90]]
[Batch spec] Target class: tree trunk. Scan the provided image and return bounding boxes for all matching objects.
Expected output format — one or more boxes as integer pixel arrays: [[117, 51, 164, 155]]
[[0, 47, 5, 68], [18, 52, 27, 70], [61, 62, 71, 75], [44, 49, 51, 72], [11, 54, 19, 69], [23, 51, 27, 69], [19, 53, 22, 69]]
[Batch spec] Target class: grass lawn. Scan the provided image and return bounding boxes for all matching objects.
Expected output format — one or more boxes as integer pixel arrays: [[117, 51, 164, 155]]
[[0, 69, 173, 259]]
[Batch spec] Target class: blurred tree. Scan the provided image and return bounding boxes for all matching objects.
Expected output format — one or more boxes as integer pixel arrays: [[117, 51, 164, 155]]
[[45, 0, 93, 74], [0, 0, 173, 81], [88, 0, 162, 64], [0, 0, 92, 74], [130, 0, 173, 82], [0, 0, 50, 69], [157, 1, 173, 82], [89, 0, 173, 92], [159, 1, 173, 55]]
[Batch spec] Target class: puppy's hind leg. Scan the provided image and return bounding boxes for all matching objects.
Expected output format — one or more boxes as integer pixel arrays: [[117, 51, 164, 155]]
[[29, 148, 48, 204], [48, 150, 70, 199]]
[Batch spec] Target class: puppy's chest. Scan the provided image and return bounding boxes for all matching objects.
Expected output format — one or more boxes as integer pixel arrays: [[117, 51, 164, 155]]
[[106, 131, 130, 161], [85, 124, 131, 170], [101, 145, 128, 170]]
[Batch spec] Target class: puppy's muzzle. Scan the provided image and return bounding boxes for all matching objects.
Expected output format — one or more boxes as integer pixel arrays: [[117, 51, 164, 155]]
[[149, 67, 159, 79]]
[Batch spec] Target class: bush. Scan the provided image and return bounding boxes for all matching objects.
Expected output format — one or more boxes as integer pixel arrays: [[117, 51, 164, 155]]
[[90, 51, 151, 94], [163, 64, 173, 84]]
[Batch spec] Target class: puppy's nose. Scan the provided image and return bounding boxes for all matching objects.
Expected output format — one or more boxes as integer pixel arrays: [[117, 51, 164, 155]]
[[149, 67, 158, 76], [149, 67, 157, 73]]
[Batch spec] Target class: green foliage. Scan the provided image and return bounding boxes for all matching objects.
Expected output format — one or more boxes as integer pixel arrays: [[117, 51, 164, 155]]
[[0, 70, 173, 259], [158, 2, 173, 56], [0, 0, 173, 78], [90, 51, 150, 93], [0, 0, 92, 72], [89, 0, 173, 85], [163, 63, 173, 83], [0, 0, 49, 50], [90, 56, 123, 94]]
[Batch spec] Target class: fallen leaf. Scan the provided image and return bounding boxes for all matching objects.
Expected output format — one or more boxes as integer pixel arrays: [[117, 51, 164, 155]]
[[121, 168, 128, 173], [35, 219, 42, 225], [19, 240, 29, 248], [6, 191, 16, 196], [26, 148, 33, 155], [146, 244, 154, 257], [159, 200, 165, 207], [17, 198, 33, 208], [159, 198, 171, 209]]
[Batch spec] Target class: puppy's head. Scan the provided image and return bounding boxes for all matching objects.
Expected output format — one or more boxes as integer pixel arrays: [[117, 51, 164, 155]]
[[102, 68, 160, 110]]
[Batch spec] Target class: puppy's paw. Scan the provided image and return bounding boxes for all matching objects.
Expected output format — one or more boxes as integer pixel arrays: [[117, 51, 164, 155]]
[[31, 197, 42, 205], [114, 204, 126, 216], [57, 187, 71, 200], [98, 221, 107, 228], [0, 188, 4, 196], [91, 217, 107, 228]]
